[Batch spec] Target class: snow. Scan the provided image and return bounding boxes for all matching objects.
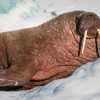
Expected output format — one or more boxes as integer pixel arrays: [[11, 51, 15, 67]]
[[0, 0, 100, 100], [0, 0, 100, 32]]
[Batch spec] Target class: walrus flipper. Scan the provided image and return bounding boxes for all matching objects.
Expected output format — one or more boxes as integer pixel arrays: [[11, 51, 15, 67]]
[[0, 35, 9, 69], [0, 65, 36, 86]]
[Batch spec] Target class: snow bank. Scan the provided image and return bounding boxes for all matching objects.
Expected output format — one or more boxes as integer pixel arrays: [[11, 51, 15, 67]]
[[0, 58, 100, 100]]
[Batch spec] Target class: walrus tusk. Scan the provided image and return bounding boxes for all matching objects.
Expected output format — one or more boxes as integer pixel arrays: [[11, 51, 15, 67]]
[[97, 28, 100, 36], [97, 28, 100, 57], [80, 30, 88, 54]]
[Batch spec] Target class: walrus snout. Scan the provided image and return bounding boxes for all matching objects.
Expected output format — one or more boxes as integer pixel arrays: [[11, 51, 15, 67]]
[[80, 28, 100, 55]]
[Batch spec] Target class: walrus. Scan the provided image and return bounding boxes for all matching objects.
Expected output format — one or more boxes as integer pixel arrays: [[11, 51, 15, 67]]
[[0, 11, 100, 90]]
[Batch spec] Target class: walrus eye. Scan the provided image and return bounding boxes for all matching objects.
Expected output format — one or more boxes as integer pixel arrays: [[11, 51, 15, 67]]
[[89, 14, 93, 17]]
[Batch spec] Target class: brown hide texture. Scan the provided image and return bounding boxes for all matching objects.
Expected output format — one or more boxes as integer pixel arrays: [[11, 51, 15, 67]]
[[0, 11, 100, 90]]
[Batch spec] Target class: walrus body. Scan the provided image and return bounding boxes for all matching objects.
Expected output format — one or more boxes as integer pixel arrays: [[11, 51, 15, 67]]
[[0, 11, 100, 90]]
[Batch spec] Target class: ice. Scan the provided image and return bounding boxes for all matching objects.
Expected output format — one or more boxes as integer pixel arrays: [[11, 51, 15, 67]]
[[0, 0, 100, 100]]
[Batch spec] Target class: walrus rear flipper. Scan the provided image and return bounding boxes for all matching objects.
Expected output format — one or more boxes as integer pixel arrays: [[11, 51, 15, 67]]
[[0, 64, 37, 87]]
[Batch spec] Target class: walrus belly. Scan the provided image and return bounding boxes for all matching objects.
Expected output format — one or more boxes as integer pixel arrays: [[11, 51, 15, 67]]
[[32, 65, 77, 80]]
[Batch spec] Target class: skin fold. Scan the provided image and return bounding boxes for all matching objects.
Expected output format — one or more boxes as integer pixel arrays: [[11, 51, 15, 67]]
[[0, 11, 100, 90]]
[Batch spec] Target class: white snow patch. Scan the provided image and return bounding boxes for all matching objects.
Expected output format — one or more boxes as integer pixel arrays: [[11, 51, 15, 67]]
[[0, 0, 100, 32]]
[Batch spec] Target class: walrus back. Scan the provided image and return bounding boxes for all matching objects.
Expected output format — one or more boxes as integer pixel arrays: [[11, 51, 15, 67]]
[[0, 10, 84, 69]]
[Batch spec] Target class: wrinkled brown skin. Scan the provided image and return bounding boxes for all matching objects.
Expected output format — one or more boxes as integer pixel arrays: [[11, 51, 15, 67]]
[[0, 11, 100, 90]]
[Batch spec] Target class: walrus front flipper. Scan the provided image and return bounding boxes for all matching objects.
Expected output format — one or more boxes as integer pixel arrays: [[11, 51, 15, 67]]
[[0, 35, 9, 69], [0, 64, 37, 86]]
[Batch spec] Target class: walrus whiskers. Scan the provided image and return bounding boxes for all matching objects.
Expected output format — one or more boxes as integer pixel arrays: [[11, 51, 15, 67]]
[[80, 29, 100, 55]]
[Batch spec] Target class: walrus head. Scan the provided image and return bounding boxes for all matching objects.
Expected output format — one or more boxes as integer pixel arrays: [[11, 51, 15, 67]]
[[75, 12, 100, 55]]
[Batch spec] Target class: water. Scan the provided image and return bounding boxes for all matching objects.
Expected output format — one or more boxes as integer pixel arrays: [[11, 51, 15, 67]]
[[0, 0, 41, 32], [0, 0, 22, 14], [0, 0, 40, 15]]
